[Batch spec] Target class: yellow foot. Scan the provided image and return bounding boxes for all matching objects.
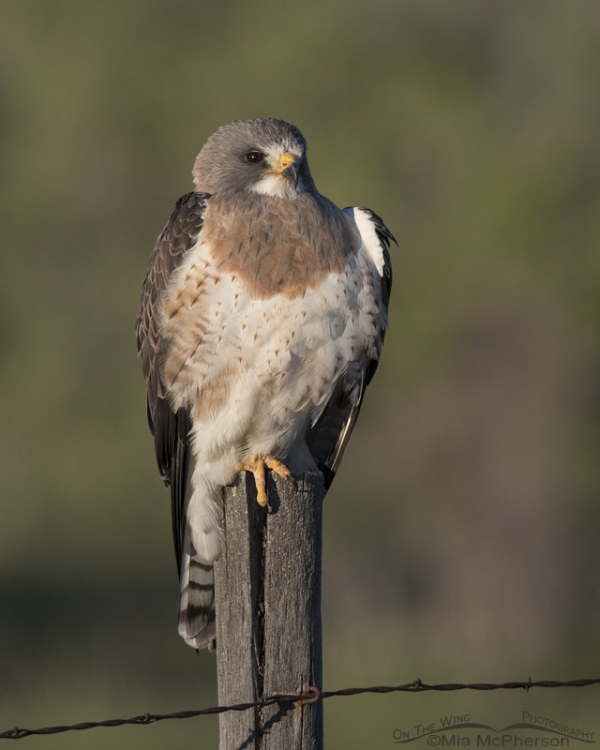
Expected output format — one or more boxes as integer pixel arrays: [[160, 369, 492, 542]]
[[237, 455, 293, 506]]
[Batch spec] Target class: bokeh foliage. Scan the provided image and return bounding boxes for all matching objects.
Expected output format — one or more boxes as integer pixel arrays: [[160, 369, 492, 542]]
[[1, 1, 599, 747]]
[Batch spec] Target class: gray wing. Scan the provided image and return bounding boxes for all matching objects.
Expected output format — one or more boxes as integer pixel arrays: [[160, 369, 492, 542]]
[[307, 207, 395, 489], [136, 190, 209, 575]]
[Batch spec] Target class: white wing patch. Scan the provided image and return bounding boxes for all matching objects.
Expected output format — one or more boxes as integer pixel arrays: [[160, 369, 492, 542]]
[[346, 206, 387, 276]]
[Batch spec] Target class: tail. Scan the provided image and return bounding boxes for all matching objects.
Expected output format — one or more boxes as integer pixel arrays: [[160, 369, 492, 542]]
[[177, 478, 223, 650], [178, 550, 217, 650]]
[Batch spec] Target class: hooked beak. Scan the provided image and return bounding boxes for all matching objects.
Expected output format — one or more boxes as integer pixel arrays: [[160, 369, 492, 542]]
[[267, 152, 299, 186]]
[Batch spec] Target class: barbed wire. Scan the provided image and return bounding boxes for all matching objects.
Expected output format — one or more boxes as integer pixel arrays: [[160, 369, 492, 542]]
[[2, 677, 599, 740]]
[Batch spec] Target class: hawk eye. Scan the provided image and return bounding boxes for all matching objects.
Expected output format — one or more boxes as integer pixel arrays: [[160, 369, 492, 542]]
[[244, 150, 265, 165]]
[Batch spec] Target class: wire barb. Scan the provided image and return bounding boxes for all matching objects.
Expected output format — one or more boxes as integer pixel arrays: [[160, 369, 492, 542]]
[[1, 677, 599, 740]]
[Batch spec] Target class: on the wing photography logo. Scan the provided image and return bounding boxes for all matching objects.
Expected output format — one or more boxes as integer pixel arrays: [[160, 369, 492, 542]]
[[392, 711, 596, 747]]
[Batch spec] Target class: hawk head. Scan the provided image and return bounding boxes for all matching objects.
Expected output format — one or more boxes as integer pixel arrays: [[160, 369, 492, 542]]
[[193, 118, 316, 199]]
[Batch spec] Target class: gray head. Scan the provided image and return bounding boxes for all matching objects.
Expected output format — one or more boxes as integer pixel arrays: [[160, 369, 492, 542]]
[[193, 118, 316, 199]]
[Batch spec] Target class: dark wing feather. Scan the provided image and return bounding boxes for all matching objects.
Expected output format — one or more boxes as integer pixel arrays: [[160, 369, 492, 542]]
[[136, 191, 209, 575], [307, 208, 396, 489], [360, 207, 394, 387], [306, 372, 366, 489]]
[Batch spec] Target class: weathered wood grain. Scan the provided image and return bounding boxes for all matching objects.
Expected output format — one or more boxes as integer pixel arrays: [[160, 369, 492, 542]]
[[215, 471, 325, 750]]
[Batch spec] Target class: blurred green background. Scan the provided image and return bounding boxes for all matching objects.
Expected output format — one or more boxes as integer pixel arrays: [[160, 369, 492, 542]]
[[1, 1, 599, 747]]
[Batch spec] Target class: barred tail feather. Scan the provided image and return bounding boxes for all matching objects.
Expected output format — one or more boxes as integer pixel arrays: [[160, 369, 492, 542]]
[[178, 552, 216, 650], [177, 479, 223, 650]]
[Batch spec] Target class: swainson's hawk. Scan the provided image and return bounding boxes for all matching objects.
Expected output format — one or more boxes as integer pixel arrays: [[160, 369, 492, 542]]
[[136, 118, 395, 649]]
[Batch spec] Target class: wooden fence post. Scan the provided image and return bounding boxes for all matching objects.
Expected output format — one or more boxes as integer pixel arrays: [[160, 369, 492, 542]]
[[214, 471, 325, 750]]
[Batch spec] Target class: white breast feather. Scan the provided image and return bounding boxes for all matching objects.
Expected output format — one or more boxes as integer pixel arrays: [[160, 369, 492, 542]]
[[162, 227, 386, 558]]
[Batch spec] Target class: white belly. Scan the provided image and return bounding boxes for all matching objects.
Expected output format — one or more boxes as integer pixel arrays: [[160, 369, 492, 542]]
[[160, 237, 383, 487]]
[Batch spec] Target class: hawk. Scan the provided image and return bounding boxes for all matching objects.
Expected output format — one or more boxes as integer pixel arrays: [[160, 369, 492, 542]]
[[136, 118, 394, 649]]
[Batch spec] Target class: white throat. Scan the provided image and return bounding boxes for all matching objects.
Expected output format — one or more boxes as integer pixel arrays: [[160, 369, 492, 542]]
[[251, 174, 308, 198]]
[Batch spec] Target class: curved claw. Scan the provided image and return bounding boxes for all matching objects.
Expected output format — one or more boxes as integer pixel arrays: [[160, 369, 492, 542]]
[[237, 455, 294, 506]]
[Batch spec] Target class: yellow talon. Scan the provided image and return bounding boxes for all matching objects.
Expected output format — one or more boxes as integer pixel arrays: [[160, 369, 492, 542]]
[[237, 455, 293, 506]]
